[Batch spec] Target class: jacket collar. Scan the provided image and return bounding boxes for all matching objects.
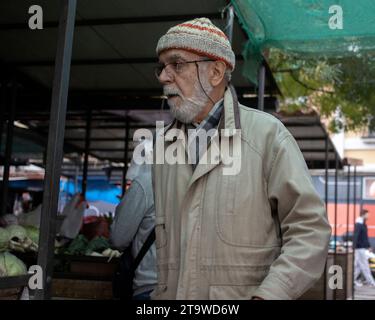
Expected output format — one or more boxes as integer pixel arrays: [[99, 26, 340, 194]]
[[221, 84, 241, 135]]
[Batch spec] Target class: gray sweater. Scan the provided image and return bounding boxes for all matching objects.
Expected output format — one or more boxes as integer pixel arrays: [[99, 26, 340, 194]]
[[110, 164, 156, 296]]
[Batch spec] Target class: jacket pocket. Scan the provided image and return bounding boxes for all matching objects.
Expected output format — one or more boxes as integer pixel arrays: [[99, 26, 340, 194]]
[[215, 171, 279, 247], [215, 174, 253, 247], [209, 284, 259, 300]]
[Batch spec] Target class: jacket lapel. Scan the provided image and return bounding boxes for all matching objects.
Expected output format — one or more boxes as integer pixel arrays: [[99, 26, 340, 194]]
[[187, 85, 241, 188]]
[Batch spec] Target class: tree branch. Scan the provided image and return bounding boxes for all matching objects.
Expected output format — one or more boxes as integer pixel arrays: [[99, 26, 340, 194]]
[[273, 68, 302, 73], [290, 72, 334, 94]]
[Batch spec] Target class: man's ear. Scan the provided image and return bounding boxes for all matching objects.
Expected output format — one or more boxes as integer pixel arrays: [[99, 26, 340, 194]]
[[210, 61, 227, 87]]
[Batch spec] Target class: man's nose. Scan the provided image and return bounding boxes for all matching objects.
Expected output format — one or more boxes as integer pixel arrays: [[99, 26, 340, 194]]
[[158, 67, 173, 85]]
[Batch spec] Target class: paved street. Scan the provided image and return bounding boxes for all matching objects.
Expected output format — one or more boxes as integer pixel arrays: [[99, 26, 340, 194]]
[[352, 286, 375, 300]]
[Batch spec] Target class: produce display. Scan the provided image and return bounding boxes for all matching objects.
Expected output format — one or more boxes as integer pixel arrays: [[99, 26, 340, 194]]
[[0, 228, 10, 252], [0, 212, 121, 282], [56, 213, 121, 261], [60, 234, 121, 261], [0, 227, 28, 277], [24, 225, 39, 245], [7, 225, 38, 252], [0, 251, 27, 277], [0, 225, 38, 253]]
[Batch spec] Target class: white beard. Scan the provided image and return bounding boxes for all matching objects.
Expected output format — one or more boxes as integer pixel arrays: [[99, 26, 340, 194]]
[[164, 73, 213, 124]]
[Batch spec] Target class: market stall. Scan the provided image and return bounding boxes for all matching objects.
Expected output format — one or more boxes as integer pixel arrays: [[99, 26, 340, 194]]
[[0, 0, 366, 300]]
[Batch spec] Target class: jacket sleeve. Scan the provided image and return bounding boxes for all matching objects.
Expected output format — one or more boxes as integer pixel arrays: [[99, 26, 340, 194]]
[[110, 180, 147, 250], [253, 133, 332, 300]]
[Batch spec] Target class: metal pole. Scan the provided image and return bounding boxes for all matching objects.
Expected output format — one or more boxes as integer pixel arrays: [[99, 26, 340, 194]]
[[224, 5, 234, 43], [0, 83, 5, 213], [360, 176, 364, 214], [35, 0, 76, 300], [352, 165, 357, 300], [1, 82, 17, 216], [257, 63, 266, 111], [324, 136, 329, 300], [0, 83, 5, 153], [122, 118, 130, 196], [82, 107, 91, 197], [325, 137, 329, 208], [345, 164, 351, 300], [74, 162, 78, 194], [334, 153, 338, 300]]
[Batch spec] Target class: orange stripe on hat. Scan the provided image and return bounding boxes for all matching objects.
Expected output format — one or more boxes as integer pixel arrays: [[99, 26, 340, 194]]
[[178, 23, 228, 40]]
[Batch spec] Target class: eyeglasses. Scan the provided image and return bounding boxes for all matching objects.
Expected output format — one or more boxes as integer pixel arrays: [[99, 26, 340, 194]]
[[154, 59, 214, 79]]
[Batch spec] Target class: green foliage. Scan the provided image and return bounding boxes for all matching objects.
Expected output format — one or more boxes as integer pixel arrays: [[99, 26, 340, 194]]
[[64, 235, 89, 255], [268, 48, 375, 132], [84, 236, 110, 255], [64, 235, 110, 256]]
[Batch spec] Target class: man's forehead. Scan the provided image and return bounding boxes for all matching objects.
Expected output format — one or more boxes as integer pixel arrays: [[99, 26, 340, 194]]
[[159, 49, 201, 62]]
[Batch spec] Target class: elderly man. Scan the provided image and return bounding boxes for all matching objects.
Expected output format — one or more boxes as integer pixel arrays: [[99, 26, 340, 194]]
[[151, 17, 331, 300]]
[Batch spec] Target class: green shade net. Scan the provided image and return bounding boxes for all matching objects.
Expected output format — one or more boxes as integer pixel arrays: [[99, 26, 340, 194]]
[[232, 0, 375, 84]]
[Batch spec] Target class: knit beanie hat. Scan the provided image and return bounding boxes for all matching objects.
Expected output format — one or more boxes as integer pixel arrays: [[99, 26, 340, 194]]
[[156, 17, 235, 71]]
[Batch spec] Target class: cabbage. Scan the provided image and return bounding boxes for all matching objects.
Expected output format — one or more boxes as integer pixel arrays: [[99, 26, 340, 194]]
[[23, 225, 39, 244], [0, 228, 10, 252], [0, 251, 27, 277], [6, 225, 27, 241]]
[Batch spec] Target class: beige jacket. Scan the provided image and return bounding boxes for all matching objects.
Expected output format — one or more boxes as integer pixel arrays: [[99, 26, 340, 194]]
[[152, 87, 331, 300]]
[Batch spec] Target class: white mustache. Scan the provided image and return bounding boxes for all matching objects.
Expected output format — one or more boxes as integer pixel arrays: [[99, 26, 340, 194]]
[[163, 87, 182, 97]]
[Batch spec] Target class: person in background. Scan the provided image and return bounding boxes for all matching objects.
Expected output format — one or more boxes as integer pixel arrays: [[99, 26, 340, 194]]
[[18, 192, 44, 227], [110, 160, 156, 300], [354, 209, 375, 287]]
